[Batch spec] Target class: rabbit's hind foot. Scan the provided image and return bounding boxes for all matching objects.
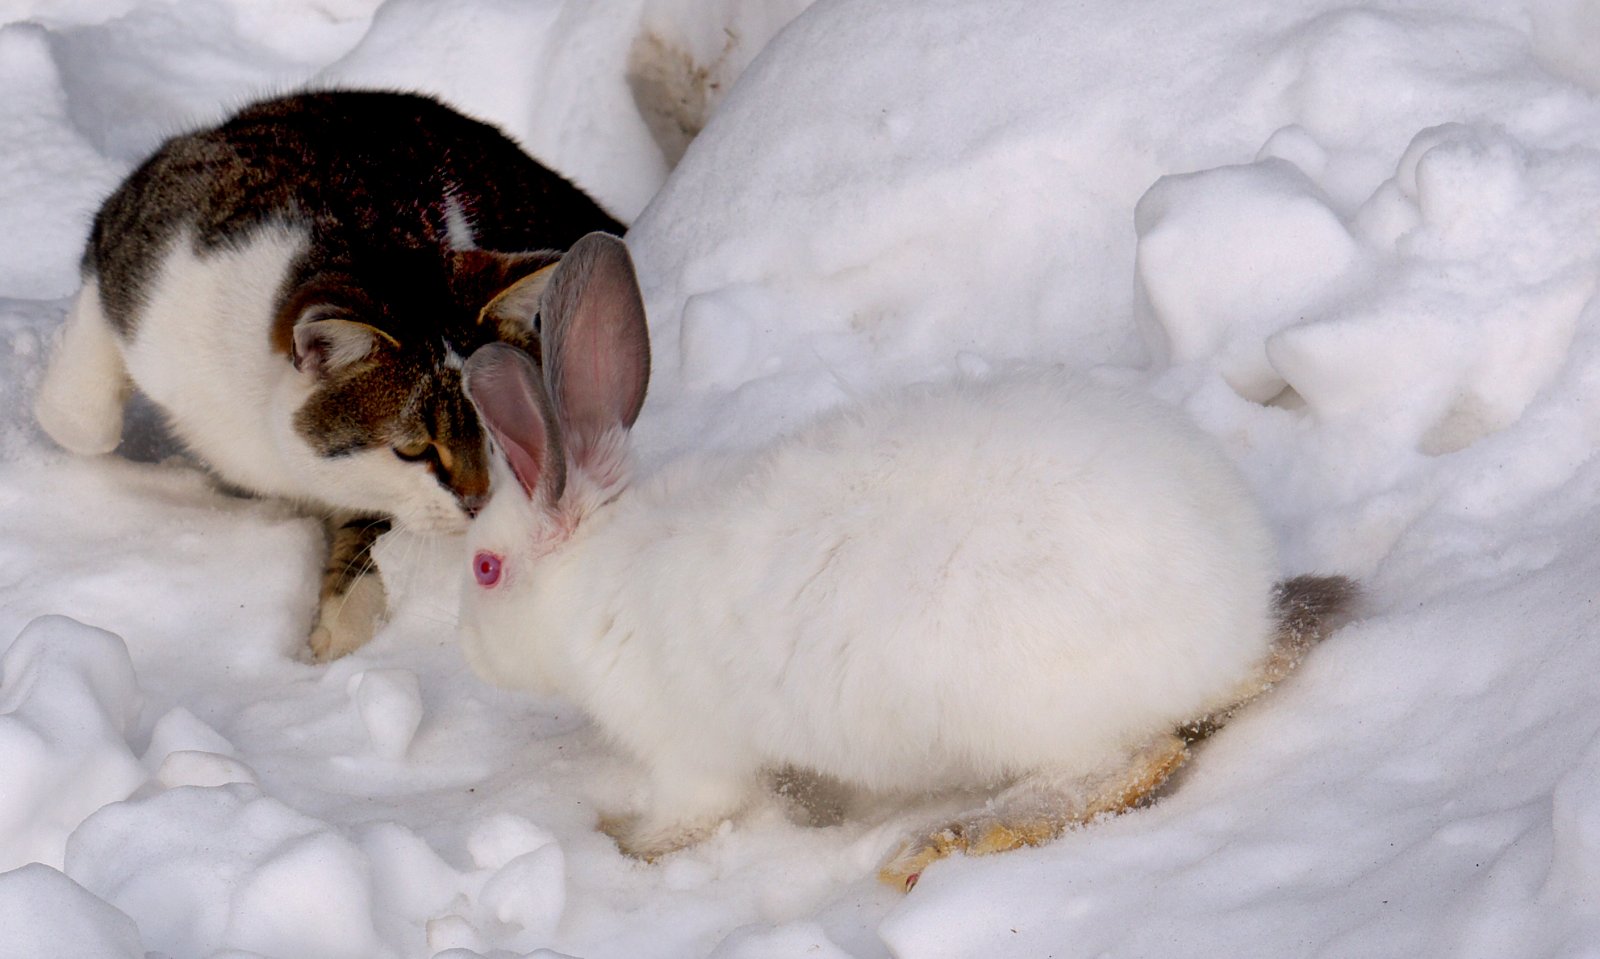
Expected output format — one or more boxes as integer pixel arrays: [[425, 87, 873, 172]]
[[878, 733, 1189, 891]]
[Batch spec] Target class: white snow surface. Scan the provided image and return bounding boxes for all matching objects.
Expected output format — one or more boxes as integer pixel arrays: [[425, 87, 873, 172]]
[[4, 0, 1600, 956]]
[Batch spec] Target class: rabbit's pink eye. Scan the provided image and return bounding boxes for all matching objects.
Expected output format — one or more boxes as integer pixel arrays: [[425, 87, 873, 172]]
[[473, 551, 502, 587]]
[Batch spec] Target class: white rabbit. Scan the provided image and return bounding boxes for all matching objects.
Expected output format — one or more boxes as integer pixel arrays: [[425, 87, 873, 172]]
[[458, 232, 1355, 889]]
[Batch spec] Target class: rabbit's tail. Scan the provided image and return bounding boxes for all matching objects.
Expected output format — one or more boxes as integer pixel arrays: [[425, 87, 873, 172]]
[[1267, 574, 1361, 668], [1180, 574, 1359, 742]]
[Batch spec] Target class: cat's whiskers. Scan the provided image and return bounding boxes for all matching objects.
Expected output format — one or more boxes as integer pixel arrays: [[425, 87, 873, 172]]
[[380, 526, 465, 634]]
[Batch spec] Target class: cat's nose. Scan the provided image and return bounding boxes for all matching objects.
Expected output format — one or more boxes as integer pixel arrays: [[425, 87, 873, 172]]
[[460, 493, 490, 518]]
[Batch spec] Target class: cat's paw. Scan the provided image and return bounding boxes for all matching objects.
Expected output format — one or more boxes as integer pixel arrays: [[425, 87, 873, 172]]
[[309, 573, 386, 661]]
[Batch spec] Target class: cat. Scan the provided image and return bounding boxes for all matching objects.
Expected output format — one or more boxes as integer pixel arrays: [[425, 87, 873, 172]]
[[34, 89, 625, 660]]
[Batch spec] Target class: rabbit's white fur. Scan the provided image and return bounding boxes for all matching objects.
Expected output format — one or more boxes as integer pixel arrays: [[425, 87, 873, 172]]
[[459, 234, 1278, 861]]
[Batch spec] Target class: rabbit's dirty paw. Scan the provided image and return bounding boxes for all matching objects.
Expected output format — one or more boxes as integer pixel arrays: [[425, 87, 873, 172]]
[[599, 811, 716, 862], [879, 733, 1190, 892], [879, 815, 1063, 891]]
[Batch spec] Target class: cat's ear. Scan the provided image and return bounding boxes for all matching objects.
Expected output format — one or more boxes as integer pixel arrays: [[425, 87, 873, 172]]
[[292, 317, 397, 377], [276, 274, 396, 377], [478, 260, 560, 339]]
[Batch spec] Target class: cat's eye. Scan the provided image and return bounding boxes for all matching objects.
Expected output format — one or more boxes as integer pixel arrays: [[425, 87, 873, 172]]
[[393, 442, 437, 465], [473, 551, 502, 587]]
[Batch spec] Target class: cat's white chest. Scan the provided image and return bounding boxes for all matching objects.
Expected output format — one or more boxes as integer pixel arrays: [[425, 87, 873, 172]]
[[121, 224, 316, 501]]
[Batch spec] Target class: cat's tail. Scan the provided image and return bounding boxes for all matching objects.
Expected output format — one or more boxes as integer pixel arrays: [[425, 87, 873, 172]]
[[34, 278, 130, 455]]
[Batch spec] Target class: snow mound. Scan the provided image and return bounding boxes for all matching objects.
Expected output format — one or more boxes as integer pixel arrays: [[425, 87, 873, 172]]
[[141, 704, 240, 768], [1270, 124, 1600, 456], [349, 667, 424, 760], [0, 862, 145, 959], [1135, 156, 1364, 401], [1132, 120, 1600, 471], [154, 750, 259, 789], [476, 841, 566, 944], [0, 615, 144, 872], [65, 784, 393, 959], [61, 773, 582, 957]]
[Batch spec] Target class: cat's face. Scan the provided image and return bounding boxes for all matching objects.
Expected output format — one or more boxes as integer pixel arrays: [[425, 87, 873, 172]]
[[276, 252, 557, 531], [291, 354, 489, 531]]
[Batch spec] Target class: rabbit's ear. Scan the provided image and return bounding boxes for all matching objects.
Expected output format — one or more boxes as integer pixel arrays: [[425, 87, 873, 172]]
[[539, 233, 650, 468], [463, 343, 566, 504]]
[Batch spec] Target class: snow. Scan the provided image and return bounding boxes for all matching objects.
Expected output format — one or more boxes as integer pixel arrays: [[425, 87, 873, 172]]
[[0, 862, 143, 959], [0, 616, 143, 872], [1133, 156, 1365, 399], [65, 784, 390, 957], [3, 0, 1600, 956], [350, 668, 425, 761]]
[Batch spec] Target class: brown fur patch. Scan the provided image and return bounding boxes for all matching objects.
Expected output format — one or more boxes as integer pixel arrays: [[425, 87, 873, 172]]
[[1271, 574, 1360, 656], [319, 515, 390, 602]]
